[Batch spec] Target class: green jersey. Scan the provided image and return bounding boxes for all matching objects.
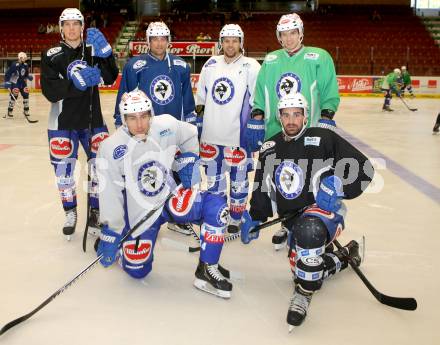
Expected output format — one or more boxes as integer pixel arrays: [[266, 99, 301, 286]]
[[382, 72, 402, 91], [253, 46, 340, 140], [402, 71, 411, 85]]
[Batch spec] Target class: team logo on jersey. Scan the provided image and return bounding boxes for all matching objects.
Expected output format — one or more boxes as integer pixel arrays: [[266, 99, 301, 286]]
[[168, 187, 197, 217], [276, 72, 302, 98], [113, 145, 128, 160], [67, 60, 88, 80], [137, 160, 168, 197], [304, 136, 321, 147], [123, 239, 152, 265], [264, 54, 278, 62], [20, 68, 26, 77], [201, 224, 224, 244], [200, 143, 219, 161], [47, 47, 62, 57], [275, 161, 304, 200], [150, 75, 175, 105], [91, 132, 109, 154], [133, 59, 147, 70], [216, 205, 230, 227], [50, 137, 73, 159], [304, 52, 319, 60], [224, 147, 246, 166], [211, 77, 234, 105], [205, 58, 217, 67], [173, 59, 186, 68]]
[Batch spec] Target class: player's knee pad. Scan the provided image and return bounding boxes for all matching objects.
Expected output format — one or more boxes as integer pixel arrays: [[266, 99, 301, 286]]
[[90, 127, 109, 158], [292, 217, 327, 291], [12, 88, 19, 96], [121, 238, 155, 279], [48, 130, 79, 164], [166, 187, 200, 224]]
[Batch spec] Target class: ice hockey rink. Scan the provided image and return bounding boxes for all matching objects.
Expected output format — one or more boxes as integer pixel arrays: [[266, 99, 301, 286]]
[[0, 93, 439, 345]]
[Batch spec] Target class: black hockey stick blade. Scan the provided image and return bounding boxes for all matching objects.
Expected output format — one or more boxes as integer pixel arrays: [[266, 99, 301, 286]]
[[398, 96, 418, 112], [333, 240, 417, 311], [0, 190, 177, 336], [24, 116, 38, 124]]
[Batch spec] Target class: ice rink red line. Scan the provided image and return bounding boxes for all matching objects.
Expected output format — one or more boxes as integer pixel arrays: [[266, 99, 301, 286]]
[[0, 144, 13, 151]]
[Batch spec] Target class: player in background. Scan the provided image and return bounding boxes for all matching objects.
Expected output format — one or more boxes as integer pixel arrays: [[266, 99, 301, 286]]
[[96, 90, 232, 298], [400, 66, 415, 98], [433, 113, 440, 134], [41, 8, 118, 240], [381, 68, 403, 112], [114, 21, 196, 236], [249, 13, 340, 248], [240, 93, 374, 329], [194, 24, 261, 233], [4, 52, 33, 118]]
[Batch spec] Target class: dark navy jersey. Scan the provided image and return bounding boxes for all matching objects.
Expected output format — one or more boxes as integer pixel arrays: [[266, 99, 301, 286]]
[[5, 62, 30, 88], [249, 127, 374, 222]]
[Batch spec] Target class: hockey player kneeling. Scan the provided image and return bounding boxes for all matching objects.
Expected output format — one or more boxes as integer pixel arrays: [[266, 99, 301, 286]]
[[240, 93, 374, 328], [96, 90, 232, 298]]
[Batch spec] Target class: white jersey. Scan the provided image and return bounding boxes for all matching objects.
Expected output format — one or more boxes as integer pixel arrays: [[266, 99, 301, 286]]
[[196, 55, 260, 147], [97, 115, 198, 237]]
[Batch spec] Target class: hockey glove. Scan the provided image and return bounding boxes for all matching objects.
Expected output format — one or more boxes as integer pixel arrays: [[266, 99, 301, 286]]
[[240, 211, 261, 244], [97, 225, 122, 267], [174, 152, 201, 189], [245, 118, 265, 152], [317, 118, 337, 131], [86, 28, 112, 58], [114, 114, 122, 129], [27, 75, 34, 81], [315, 175, 344, 213], [72, 66, 101, 91], [184, 111, 197, 126]]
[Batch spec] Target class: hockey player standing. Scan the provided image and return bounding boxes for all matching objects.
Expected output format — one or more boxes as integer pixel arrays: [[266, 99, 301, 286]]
[[400, 66, 415, 98], [248, 13, 340, 247], [113, 21, 196, 236], [96, 90, 232, 298], [381, 68, 403, 112], [240, 93, 374, 329], [41, 8, 119, 239], [4, 52, 33, 118], [194, 24, 261, 233]]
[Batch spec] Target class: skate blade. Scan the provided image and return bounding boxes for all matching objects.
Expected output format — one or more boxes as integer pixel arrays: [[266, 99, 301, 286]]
[[65, 235, 72, 241], [358, 235, 366, 264], [167, 224, 191, 236], [193, 278, 231, 299], [288, 325, 295, 333]]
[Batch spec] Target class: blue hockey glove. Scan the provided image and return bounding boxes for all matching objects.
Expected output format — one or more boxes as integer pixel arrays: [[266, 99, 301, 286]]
[[71, 66, 101, 91], [240, 211, 261, 244], [27, 75, 34, 81], [114, 115, 122, 129], [315, 175, 344, 213], [97, 225, 123, 267], [185, 111, 203, 138], [174, 152, 201, 189], [245, 118, 265, 152], [317, 118, 337, 131], [86, 28, 112, 58]]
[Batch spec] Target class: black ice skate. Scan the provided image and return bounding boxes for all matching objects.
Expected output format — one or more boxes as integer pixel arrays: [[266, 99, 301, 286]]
[[433, 123, 439, 134], [63, 208, 77, 241], [287, 285, 314, 331], [194, 260, 233, 299], [227, 219, 241, 234], [382, 105, 394, 112], [272, 226, 288, 251], [167, 222, 193, 236], [88, 208, 102, 237]]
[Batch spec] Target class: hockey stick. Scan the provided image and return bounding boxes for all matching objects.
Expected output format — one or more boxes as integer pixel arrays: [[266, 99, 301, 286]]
[[0, 190, 176, 336], [398, 96, 417, 112], [172, 209, 305, 253], [8, 91, 39, 123], [333, 239, 417, 311]]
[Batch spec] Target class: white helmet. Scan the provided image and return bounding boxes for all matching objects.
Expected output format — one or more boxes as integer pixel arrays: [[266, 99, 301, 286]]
[[277, 93, 309, 140], [59, 8, 84, 39], [401, 66, 407, 71], [219, 24, 244, 51], [18, 52, 27, 61], [276, 13, 304, 44], [277, 92, 308, 119], [394, 68, 401, 75], [119, 90, 153, 118], [146, 22, 171, 43]]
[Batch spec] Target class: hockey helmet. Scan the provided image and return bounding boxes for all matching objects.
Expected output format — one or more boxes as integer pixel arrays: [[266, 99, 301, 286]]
[[59, 8, 84, 39], [146, 22, 171, 43], [276, 13, 304, 44], [18, 52, 27, 61], [401, 66, 407, 71], [277, 92, 309, 119], [119, 89, 153, 119], [219, 24, 244, 51], [394, 68, 401, 75]]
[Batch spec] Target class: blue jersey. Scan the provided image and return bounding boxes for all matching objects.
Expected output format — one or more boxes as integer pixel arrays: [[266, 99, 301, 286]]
[[5, 62, 31, 88], [114, 53, 195, 125]]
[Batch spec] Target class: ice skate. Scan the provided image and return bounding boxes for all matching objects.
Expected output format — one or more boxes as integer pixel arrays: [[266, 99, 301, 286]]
[[63, 208, 77, 241], [272, 226, 288, 251], [287, 285, 313, 331], [167, 222, 193, 236], [87, 208, 102, 237], [194, 260, 232, 299], [227, 218, 241, 234]]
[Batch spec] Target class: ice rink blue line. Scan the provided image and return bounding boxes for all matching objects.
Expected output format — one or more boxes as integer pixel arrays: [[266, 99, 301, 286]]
[[339, 129, 440, 205]]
